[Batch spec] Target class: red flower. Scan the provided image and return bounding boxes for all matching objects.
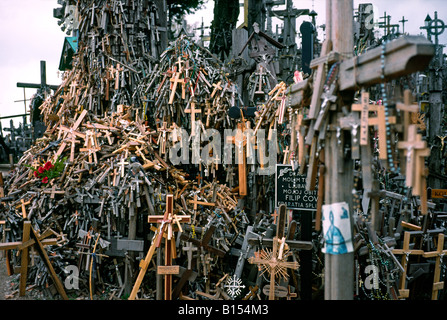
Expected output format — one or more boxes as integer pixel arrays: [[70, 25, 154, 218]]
[[41, 177, 49, 184], [44, 161, 54, 170], [33, 171, 39, 177], [38, 167, 45, 174]]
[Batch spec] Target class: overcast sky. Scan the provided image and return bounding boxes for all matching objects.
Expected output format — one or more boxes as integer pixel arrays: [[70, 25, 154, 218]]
[[0, 0, 446, 129]]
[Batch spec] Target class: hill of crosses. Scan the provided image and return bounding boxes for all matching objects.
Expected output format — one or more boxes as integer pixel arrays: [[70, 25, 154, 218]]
[[1, 0, 443, 302], [0, 0, 292, 300]]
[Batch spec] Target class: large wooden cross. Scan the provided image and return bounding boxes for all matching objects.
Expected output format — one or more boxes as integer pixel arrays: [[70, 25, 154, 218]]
[[129, 195, 190, 300], [305, 0, 435, 300], [0, 221, 67, 299]]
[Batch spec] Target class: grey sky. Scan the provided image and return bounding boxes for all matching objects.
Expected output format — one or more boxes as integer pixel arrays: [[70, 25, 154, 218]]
[[1, 0, 446, 129]]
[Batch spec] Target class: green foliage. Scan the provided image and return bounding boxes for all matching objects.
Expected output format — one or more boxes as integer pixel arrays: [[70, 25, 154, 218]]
[[167, 0, 207, 23]]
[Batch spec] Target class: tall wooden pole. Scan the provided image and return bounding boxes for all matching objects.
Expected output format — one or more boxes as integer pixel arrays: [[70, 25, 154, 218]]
[[324, 0, 355, 300]]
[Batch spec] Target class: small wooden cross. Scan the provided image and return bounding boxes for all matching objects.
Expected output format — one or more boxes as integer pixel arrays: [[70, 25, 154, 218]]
[[188, 192, 215, 211], [397, 124, 430, 196], [169, 71, 185, 104], [54, 109, 88, 162], [242, 285, 260, 300], [175, 56, 184, 73], [157, 121, 171, 155], [396, 89, 419, 141], [205, 99, 216, 127], [43, 185, 66, 199], [185, 100, 202, 136], [103, 130, 114, 145], [351, 91, 376, 146], [16, 198, 31, 219], [114, 63, 124, 90], [80, 130, 101, 165], [182, 241, 198, 270], [226, 122, 248, 196], [211, 81, 222, 98], [392, 231, 425, 299], [69, 80, 78, 97], [423, 233, 447, 300], [277, 95, 287, 125], [271, 210, 278, 224], [352, 98, 396, 160], [117, 156, 129, 177], [180, 225, 226, 258]]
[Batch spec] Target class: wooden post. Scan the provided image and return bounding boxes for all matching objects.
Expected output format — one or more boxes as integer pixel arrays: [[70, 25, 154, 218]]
[[324, 0, 355, 301], [19, 221, 31, 296]]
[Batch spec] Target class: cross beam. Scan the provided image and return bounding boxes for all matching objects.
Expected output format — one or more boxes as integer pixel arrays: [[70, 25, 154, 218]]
[[17, 61, 59, 91], [338, 36, 435, 91]]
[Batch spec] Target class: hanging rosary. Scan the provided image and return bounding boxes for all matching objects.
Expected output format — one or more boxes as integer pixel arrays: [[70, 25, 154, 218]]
[[380, 40, 409, 200]]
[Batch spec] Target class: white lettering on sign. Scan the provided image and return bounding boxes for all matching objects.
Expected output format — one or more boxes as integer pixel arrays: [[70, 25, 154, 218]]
[[275, 164, 318, 211]]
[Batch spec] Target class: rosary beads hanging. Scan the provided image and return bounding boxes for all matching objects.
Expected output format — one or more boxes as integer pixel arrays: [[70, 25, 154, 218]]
[[380, 40, 409, 200]]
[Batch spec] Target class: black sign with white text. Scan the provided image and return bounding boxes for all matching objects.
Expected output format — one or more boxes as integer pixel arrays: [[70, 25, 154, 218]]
[[275, 164, 318, 211]]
